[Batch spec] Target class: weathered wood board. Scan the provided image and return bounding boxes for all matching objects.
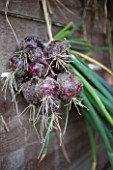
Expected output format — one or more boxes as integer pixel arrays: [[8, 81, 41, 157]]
[[0, 0, 110, 170]]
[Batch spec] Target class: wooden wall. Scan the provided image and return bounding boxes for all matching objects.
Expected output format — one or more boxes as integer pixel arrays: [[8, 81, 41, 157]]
[[0, 0, 110, 170]]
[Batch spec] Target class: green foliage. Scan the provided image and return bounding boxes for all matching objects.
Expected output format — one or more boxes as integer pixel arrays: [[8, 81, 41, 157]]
[[44, 22, 113, 169], [57, 22, 113, 168]]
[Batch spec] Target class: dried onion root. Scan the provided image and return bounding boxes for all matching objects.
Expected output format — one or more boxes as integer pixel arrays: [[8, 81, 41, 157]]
[[35, 76, 62, 140], [1, 71, 17, 100], [1, 37, 84, 153], [44, 39, 72, 76], [57, 72, 84, 133], [1, 53, 28, 100], [19, 77, 39, 120]]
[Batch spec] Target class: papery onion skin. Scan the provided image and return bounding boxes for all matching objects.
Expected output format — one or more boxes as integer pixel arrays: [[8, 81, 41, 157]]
[[57, 72, 83, 100], [35, 77, 60, 100]]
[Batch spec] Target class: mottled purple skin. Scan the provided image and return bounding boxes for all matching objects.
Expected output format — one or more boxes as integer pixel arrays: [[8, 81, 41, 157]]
[[57, 72, 83, 100], [35, 77, 60, 100], [8, 54, 28, 77], [21, 36, 48, 64], [22, 78, 39, 105], [28, 63, 47, 78], [44, 39, 70, 58], [21, 36, 43, 50], [28, 47, 48, 64], [44, 39, 72, 74]]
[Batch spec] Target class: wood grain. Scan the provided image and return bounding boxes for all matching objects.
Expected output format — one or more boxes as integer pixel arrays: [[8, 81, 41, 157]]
[[0, 0, 110, 170]]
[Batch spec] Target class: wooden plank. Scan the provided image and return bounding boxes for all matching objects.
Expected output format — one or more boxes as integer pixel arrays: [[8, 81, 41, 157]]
[[0, 0, 110, 169]]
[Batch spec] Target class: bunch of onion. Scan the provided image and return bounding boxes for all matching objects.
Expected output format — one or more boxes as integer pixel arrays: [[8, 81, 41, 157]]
[[1, 36, 47, 100], [2, 22, 113, 168], [1, 36, 83, 147], [1, 36, 49, 140]]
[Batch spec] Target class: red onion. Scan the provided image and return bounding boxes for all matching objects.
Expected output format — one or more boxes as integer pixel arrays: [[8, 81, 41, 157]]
[[44, 39, 70, 58], [35, 77, 60, 100], [28, 47, 48, 64], [28, 63, 47, 78], [22, 78, 39, 105], [57, 72, 83, 100], [21, 36, 48, 65], [8, 54, 28, 77], [44, 39, 71, 74], [21, 36, 43, 50]]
